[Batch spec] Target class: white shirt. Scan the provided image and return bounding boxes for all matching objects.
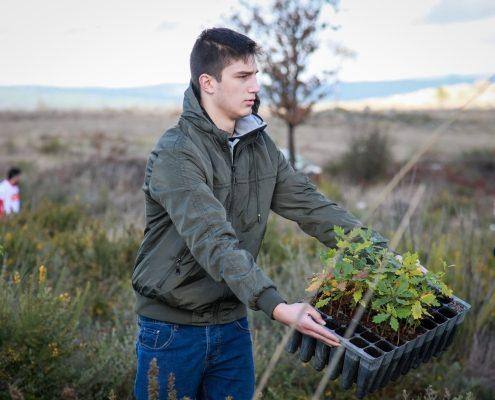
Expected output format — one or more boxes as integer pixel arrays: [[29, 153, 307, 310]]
[[0, 179, 20, 215]]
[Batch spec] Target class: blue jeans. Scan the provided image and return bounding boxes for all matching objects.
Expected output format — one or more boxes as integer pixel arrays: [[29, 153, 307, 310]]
[[133, 315, 255, 400]]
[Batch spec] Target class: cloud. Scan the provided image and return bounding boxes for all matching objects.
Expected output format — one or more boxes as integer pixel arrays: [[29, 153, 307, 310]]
[[424, 0, 495, 24], [156, 21, 179, 32], [64, 28, 86, 35]]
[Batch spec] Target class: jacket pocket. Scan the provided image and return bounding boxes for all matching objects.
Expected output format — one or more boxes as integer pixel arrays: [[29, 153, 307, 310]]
[[157, 273, 225, 311], [156, 247, 189, 289]]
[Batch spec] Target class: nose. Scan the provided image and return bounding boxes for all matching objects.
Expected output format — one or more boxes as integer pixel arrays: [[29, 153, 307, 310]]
[[248, 77, 260, 94]]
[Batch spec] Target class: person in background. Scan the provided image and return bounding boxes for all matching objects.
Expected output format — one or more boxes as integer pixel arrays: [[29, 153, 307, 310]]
[[0, 167, 22, 216]]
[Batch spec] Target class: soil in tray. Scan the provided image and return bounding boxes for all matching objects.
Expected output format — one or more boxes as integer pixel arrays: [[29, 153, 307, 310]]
[[445, 299, 465, 313], [316, 297, 456, 345]]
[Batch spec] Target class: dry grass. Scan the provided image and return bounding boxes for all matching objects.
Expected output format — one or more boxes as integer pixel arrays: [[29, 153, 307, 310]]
[[1, 108, 494, 174]]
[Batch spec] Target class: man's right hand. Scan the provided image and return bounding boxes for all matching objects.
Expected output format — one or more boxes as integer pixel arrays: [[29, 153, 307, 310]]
[[272, 302, 340, 347]]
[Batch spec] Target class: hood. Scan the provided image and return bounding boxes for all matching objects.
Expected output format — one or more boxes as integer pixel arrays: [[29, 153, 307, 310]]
[[180, 82, 266, 143]]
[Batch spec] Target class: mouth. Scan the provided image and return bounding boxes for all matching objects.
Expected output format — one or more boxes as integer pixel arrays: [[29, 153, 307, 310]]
[[244, 99, 255, 106]]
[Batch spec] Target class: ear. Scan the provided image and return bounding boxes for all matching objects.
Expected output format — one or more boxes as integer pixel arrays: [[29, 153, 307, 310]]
[[198, 73, 216, 95]]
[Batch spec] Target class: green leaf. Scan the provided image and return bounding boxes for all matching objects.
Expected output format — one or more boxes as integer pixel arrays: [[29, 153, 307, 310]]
[[326, 248, 337, 258], [341, 262, 353, 276], [411, 301, 423, 319], [353, 289, 362, 303], [390, 316, 399, 331], [420, 293, 436, 305], [354, 240, 371, 253], [372, 297, 390, 308], [372, 313, 390, 324], [337, 240, 350, 249], [397, 278, 409, 293], [315, 298, 331, 309], [334, 225, 345, 238], [439, 283, 453, 297], [396, 307, 411, 318], [386, 303, 397, 317], [410, 277, 422, 285], [349, 227, 361, 239]]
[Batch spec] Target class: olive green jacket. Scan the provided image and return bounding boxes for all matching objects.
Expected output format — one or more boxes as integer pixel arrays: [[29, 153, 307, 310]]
[[131, 84, 387, 325]]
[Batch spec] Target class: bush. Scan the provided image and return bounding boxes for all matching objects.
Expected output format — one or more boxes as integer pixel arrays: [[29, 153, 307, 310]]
[[326, 127, 393, 184], [0, 206, 138, 400], [0, 264, 88, 400], [0, 200, 140, 319], [38, 135, 66, 154]]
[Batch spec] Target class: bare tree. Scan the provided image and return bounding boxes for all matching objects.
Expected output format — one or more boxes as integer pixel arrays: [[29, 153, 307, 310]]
[[231, 0, 340, 170]]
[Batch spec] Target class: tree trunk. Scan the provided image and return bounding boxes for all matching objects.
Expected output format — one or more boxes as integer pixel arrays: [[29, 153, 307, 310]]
[[288, 122, 296, 171]]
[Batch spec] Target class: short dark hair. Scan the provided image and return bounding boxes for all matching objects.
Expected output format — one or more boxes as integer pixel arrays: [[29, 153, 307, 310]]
[[7, 167, 21, 180], [190, 28, 260, 92]]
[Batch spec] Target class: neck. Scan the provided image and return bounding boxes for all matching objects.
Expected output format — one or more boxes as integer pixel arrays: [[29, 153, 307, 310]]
[[200, 98, 236, 136]]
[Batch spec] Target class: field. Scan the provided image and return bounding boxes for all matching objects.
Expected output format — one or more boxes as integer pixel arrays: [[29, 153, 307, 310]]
[[0, 108, 494, 399]]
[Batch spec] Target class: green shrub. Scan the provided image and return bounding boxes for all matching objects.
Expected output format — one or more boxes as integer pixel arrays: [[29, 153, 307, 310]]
[[0, 264, 88, 400], [38, 135, 66, 154], [0, 201, 140, 319], [326, 127, 393, 184]]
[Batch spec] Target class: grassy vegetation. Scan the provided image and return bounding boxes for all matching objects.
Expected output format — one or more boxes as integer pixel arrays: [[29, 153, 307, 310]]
[[0, 202, 139, 400], [0, 109, 493, 399], [1, 175, 493, 399]]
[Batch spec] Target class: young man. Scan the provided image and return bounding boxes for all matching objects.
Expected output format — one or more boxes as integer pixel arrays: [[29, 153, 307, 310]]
[[131, 28, 388, 399], [0, 167, 21, 217]]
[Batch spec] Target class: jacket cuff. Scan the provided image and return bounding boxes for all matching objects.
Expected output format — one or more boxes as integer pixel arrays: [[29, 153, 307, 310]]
[[257, 288, 286, 319], [367, 228, 389, 249]]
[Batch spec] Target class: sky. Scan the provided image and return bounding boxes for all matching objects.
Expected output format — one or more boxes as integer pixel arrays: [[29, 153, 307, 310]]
[[0, 0, 494, 87]]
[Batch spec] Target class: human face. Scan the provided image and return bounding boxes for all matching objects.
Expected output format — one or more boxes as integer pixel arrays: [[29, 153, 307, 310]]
[[9, 176, 20, 186], [211, 56, 260, 120]]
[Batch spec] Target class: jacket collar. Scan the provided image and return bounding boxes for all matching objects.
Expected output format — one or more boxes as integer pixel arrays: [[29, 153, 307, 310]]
[[180, 82, 267, 145]]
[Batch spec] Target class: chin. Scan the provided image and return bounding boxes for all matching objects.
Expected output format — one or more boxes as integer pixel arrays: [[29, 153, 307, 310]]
[[237, 108, 253, 118]]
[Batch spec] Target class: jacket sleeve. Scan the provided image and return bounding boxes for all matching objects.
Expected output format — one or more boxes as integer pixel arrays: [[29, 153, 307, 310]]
[[270, 147, 389, 249], [149, 136, 286, 319]]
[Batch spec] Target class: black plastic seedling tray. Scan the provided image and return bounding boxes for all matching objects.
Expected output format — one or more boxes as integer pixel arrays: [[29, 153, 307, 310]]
[[286, 294, 470, 398]]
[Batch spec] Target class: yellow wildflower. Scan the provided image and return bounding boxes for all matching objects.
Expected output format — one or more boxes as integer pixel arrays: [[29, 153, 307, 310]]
[[58, 292, 71, 303], [13, 271, 21, 285], [6, 346, 19, 361], [48, 342, 59, 357], [38, 265, 46, 283], [4, 232, 12, 242]]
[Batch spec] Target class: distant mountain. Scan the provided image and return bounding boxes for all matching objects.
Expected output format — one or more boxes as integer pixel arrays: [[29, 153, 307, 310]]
[[331, 75, 481, 101], [0, 75, 482, 110], [0, 83, 187, 110]]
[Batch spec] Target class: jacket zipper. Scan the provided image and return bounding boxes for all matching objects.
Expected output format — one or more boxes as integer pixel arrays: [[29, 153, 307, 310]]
[[225, 134, 259, 221], [156, 247, 188, 288], [229, 164, 236, 219], [175, 256, 182, 275], [175, 247, 188, 275]]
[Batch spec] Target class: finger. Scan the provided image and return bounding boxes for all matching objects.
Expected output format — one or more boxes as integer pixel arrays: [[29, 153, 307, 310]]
[[307, 307, 326, 325], [302, 328, 340, 347], [304, 318, 340, 344]]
